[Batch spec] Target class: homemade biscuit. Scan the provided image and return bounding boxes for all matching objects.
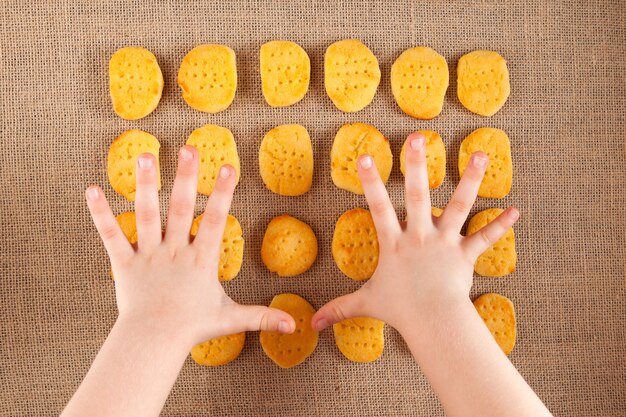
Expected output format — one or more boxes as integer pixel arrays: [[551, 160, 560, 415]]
[[467, 208, 516, 277], [325, 39, 381, 112], [332, 208, 378, 281], [115, 212, 138, 245], [191, 214, 244, 281], [109, 47, 164, 120], [431, 207, 444, 217], [391, 46, 449, 119], [261, 215, 318, 277], [177, 44, 237, 113], [331, 123, 392, 195], [333, 317, 384, 362], [260, 293, 318, 368], [190, 332, 246, 366], [457, 50, 510, 116], [458, 128, 512, 199], [186, 124, 241, 196], [259, 124, 313, 196], [400, 130, 446, 188], [260, 41, 310, 107], [473, 293, 516, 355], [107, 129, 161, 201]]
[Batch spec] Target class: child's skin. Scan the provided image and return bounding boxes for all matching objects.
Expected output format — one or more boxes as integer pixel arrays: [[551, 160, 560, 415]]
[[62, 132, 552, 417]]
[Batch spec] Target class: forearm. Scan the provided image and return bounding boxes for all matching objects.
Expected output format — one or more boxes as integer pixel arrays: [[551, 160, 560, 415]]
[[61, 316, 190, 417], [399, 299, 552, 417]]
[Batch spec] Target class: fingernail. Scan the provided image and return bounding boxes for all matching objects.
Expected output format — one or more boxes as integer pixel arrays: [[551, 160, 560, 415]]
[[219, 165, 231, 179], [359, 155, 373, 170], [278, 321, 290, 333], [86, 187, 99, 201], [472, 154, 488, 168], [138, 155, 153, 170], [508, 208, 520, 221], [180, 147, 193, 162], [315, 318, 328, 331], [410, 135, 425, 151]]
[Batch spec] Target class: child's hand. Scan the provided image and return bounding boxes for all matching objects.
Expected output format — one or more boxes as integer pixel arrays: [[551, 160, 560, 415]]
[[86, 146, 295, 348], [312, 132, 519, 335]]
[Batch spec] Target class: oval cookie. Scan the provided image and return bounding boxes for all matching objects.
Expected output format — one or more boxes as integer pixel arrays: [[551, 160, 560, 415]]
[[324, 39, 381, 112], [473, 293, 516, 355], [260, 40, 310, 107], [331, 123, 392, 195], [177, 44, 237, 113], [107, 129, 161, 201], [191, 332, 245, 366], [459, 127, 512, 199], [261, 215, 318, 277], [467, 208, 516, 277], [109, 47, 164, 120], [457, 50, 510, 116], [186, 124, 241, 196], [400, 130, 446, 188], [115, 212, 137, 245], [260, 293, 318, 368], [191, 214, 244, 281], [391, 46, 449, 119], [333, 317, 384, 363], [332, 208, 379, 281], [259, 124, 313, 196]]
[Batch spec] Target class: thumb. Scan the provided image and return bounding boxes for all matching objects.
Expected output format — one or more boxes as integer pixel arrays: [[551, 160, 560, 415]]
[[311, 290, 366, 332], [229, 304, 296, 334]]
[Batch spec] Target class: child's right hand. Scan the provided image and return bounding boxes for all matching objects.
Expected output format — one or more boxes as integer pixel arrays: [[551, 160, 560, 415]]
[[312, 131, 519, 335]]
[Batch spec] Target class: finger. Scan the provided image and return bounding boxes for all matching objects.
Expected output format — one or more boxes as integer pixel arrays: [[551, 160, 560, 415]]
[[165, 146, 199, 247], [134, 153, 162, 252], [438, 152, 489, 233], [224, 304, 296, 334], [357, 155, 401, 245], [85, 186, 133, 263], [404, 132, 433, 237], [463, 207, 519, 260], [193, 165, 236, 259], [311, 290, 367, 331]]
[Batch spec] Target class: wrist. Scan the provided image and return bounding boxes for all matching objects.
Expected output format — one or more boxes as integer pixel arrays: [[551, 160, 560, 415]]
[[114, 313, 195, 352]]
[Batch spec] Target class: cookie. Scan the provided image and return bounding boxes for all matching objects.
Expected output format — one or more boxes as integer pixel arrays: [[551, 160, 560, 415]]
[[332, 208, 378, 281], [324, 39, 381, 112], [331, 123, 392, 195], [177, 44, 237, 113], [259, 124, 313, 196], [260, 40, 310, 107], [466, 208, 516, 277], [457, 50, 510, 116], [186, 124, 241, 196], [391, 46, 449, 119], [191, 214, 244, 281], [400, 130, 446, 188], [459, 128, 512, 199], [333, 317, 384, 362], [431, 207, 444, 217], [108, 47, 164, 120], [473, 293, 516, 355], [191, 332, 246, 366], [115, 212, 137, 245], [260, 293, 318, 368], [107, 129, 161, 201], [261, 215, 318, 277]]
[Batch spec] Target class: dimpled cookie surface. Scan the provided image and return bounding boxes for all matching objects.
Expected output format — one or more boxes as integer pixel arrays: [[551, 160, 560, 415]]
[[190, 332, 246, 366], [261, 215, 318, 277], [473, 293, 516, 355], [467, 208, 516, 277], [457, 50, 510, 116], [333, 317, 384, 362], [260, 40, 310, 107], [332, 208, 379, 281]]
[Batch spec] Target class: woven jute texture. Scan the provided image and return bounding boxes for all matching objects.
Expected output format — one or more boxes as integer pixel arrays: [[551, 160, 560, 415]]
[[1, 1, 624, 416]]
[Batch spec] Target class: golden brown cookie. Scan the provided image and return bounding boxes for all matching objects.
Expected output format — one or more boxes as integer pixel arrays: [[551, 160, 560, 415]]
[[400, 130, 446, 188], [473, 293, 516, 355], [330, 123, 392, 195], [333, 317, 384, 362], [466, 208, 516, 277], [431, 207, 444, 217], [457, 50, 510, 116], [458, 127, 512, 199], [324, 39, 381, 112], [107, 129, 161, 201], [332, 208, 378, 281], [260, 40, 310, 107], [259, 124, 313, 196], [109, 47, 164, 120], [260, 293, 318, 368], [391, 46, 449, 119], [261, 215, 318, 277], [191, 214, 244, 281], [190, 332, 246, 366], [115, 212, 137, 245], [186, 124, 240, 196], [177, 44, 237, 113]]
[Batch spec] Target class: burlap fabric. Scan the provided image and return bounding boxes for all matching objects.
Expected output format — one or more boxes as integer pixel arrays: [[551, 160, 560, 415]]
[[1, 1, 624, 416]]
